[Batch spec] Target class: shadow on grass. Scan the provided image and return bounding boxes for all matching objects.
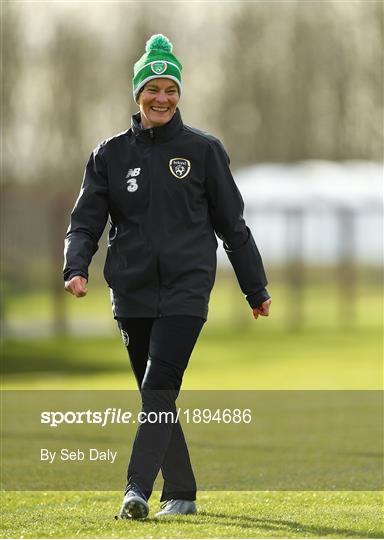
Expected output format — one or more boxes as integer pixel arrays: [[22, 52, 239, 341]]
[[2, 337, 127, 375], [195, 511, 383, 538], [112, 512, 383, 539]]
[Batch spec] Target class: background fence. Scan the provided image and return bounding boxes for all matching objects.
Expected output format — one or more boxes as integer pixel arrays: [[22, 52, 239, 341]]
[[1, 0, 382, 339]]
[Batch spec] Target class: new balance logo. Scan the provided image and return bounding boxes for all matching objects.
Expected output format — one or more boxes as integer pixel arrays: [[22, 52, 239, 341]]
[[126, 168, 141, 178], [125, 167, 141, 192]]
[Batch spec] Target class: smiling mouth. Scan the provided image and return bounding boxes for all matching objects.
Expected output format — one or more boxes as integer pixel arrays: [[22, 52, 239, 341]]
[[151, 107, 169, 112]]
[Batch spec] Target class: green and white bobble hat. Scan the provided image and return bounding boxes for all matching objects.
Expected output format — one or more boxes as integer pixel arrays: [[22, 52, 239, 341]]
[[132, 34, 182, 103]]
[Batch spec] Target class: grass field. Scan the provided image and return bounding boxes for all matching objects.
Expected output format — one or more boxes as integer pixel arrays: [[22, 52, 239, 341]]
[[2, 326, 382, 390], [1, 491, 383, 539], [1, 277, 383, 538]]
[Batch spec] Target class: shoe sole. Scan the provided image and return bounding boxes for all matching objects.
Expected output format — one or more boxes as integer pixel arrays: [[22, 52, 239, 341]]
[[120, 496, 149, 519], [155, 509, 197, 517]]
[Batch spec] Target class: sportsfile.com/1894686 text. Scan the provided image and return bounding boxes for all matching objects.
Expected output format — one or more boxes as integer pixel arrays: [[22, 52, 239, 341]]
[[40, 408, 252, 427]]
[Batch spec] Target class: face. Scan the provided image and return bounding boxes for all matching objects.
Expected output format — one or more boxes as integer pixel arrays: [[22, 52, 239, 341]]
[[138, 78, 180, 129]]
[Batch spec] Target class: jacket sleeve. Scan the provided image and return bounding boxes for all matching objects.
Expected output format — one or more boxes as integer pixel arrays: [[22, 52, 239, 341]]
[[205, 139, 270, 309], [63, 146, 109, 282]]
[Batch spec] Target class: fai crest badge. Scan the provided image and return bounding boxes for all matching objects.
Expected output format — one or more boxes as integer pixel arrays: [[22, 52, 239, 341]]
[[121, 329, 129, 347], [151, 61, 167, 74], [169, 158, 191, 179]]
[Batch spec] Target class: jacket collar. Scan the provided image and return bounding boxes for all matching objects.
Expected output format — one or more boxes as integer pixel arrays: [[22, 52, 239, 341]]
[[131, 107, 183, 143]]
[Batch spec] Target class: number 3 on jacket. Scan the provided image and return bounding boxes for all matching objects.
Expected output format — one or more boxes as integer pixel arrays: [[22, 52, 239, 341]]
[[126, 178, 138, 192]]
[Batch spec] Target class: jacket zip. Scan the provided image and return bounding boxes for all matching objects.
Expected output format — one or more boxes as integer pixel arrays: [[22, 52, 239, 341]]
[[156, 256, 162, 317], [149, 127, 162, 317]]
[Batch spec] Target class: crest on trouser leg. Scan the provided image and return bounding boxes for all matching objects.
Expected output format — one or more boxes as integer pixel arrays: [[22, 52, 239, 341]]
[[121, 329, 129, 347]]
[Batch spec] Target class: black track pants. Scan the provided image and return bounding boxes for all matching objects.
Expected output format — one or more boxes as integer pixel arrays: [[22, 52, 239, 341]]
[[117, 315, 205, 501]]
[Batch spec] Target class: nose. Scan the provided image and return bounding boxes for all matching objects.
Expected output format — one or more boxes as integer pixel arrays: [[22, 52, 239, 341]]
[[154, 91, 168, 104]]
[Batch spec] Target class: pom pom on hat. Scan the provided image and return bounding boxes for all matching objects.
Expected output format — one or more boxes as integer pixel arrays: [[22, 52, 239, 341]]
[[132, 34, 182, 103], [145, 34, 173, 53]]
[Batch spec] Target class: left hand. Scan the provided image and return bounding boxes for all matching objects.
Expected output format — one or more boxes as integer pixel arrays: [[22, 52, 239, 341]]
[[253, 298, 272, 319]]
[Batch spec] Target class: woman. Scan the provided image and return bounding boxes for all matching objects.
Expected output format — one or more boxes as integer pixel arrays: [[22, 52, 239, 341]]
[[63, 34, 271, 519]]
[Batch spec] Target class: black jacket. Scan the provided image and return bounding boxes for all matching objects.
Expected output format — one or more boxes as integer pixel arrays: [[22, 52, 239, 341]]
[[63, 108, 270, 320]]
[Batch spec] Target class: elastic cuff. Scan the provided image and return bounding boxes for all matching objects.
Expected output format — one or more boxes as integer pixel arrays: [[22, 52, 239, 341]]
[[125, 482, 149, 501], [64, 271, 88, 282], [225, 227, 268, 296], [246, 288, 271, 309], [160, 491, 196, 502]]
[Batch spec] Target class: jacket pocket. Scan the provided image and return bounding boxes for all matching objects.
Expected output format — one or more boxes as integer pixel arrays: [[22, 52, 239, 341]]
[[104, 242, 157, 292]]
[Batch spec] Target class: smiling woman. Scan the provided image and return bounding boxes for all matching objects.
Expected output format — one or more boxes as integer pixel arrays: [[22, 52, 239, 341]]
[[63, 33, 271, 521], [138, 79, 179, 129], [133, 35, 181, 129]]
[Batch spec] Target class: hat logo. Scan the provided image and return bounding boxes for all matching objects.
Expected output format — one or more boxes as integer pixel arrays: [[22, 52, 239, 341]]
[[151, 61, 167, 74], [169, 158, 191, 179]]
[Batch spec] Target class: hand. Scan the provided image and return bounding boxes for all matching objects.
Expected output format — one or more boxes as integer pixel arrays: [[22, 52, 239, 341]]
[[64, 275, 88, 298], [253, 298, 271, 319]]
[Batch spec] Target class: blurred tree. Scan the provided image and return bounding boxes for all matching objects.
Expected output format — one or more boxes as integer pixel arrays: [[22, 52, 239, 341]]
[[2, 1, 382, 336], [2, 3, 21, 186], [43, 23, 100, 335], [44, 12, 154, 334], [1, 3, 22, 334], [216, 1, 382, 167]]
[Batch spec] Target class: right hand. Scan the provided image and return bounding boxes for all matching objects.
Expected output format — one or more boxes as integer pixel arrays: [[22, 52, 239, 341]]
[[64, 275, 88, 298]]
